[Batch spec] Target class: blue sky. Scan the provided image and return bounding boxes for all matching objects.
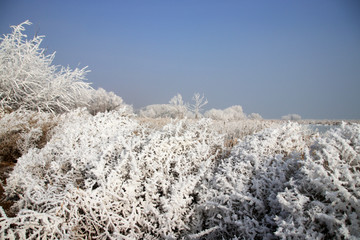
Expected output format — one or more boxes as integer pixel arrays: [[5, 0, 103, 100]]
[[1, 0, 359, 119]]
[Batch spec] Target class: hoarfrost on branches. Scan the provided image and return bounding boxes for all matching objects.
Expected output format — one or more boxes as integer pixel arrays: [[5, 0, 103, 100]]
[[169, 93, 188, 119], [205, 105, 247, 121], [0, 21, 92, 113], [1, 20, 359, 240], [188, 93, 208, 119], [281, 113, 302, 121], [139, 104, 184, 119], [198, 122, 360, 239], [248, 112, 263, 120], [87, 87, 132, 115], [1, 112, 359, 239], [1, 109, 224, 239]]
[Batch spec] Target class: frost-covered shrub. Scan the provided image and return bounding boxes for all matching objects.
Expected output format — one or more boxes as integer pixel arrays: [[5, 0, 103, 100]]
[[0, 21, 92, 113], [223, 105, 247, 120], [248, 112, 263, 120], [196, 122, 360, 239], [1, 109, 223, 239], [1, 110, 358, 239], [203, 108, 223, 120], [196, 122, 311, 239], [139, 104, 174, 118], [139, 94, 201, 119], [188, 93, 208, 119], [281, 114, 302, 121], [139, 104, 192, 119], [0, 110, 57, 162], [169, 93, 188, 119], [87, 88, 132, 115], [204, 105, 247, 121], [274, 122, 360, 239]]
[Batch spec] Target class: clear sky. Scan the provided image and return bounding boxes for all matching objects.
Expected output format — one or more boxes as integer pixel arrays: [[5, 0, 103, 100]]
[[1, 0, 359, 119]]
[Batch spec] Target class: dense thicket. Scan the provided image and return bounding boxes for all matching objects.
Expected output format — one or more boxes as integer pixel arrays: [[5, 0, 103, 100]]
[[0, 110, 359, 239]]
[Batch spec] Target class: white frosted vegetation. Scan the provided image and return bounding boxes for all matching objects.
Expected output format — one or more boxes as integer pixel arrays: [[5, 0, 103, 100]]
[[139, 94, 193, 119], [248, 112, 263, 120], [204, 105, 247, 121], [1, 113, 359, 239], [87, 88, 133, 115], [281, 114, 302, 121], [0, 21, 92, 113], [198, 122, 360, 239], [139, 104, 182, 119], [1, 109, 224, 239], [188, 93, 208, 119], [1, 21, 359, 240]]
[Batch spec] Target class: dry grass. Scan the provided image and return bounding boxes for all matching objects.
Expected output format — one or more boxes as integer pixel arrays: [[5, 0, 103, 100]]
[[0, 110, 58, 216], [137, 117, 174, 130], [0, 112, 58, 162]]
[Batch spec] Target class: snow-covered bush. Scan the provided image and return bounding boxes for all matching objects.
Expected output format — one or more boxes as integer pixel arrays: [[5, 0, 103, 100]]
[[0, 21, 92, 113], [87, 88, 132, 115], [205, 105, 247, 121], [274, 122, 360, 239], [223, 105, 247, 120], [139, 94, 206, 119], [139, 104, 179, 118], [139, 103, 194, 119], [169, 93, 188, 118], [188, 93, 208, 119], [1, 106, 358, 239], [195, 122, 360, 239], [203, 108, 223, 120], [1, 109, 223, 239], [195, 122, 311, 239], [248, 112, 263, 120], [281, 113, 302, 121]]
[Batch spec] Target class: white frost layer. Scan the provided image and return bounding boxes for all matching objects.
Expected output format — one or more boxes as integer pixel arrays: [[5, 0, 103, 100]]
[[1, 111, 359, 239], [1, 109, 223, 239]]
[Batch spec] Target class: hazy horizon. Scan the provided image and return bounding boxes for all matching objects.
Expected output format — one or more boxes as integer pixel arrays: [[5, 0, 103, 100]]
[[1, 0, 359, 119]]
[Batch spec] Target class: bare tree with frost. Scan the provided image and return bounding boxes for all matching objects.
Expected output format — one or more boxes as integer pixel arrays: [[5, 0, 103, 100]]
[[169, 93, 188, 118], [0, 20, 92, 113], [188, 93, 208, 119], [87, 88, 133, 115], [281, 113, 302, 121]]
